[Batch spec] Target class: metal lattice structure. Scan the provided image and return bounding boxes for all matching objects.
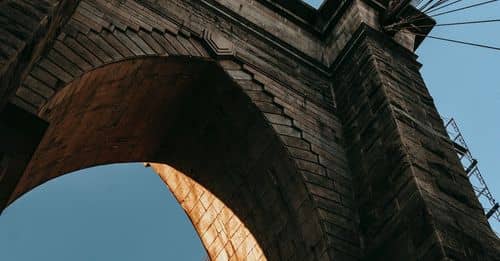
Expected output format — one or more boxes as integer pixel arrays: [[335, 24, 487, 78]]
[[444, 118, 500, 222]]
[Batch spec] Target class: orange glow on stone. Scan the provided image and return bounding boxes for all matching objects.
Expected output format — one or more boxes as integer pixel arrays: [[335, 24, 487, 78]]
[[149, 163, 266, 261]]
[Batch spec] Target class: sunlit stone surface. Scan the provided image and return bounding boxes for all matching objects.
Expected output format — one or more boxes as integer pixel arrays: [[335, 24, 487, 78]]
[[150, 164, 266, 261]]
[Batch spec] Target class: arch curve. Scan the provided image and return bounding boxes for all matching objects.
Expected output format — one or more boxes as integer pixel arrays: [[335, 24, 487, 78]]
[[8, 56, 325, 260], [5, 1, 359, 259]]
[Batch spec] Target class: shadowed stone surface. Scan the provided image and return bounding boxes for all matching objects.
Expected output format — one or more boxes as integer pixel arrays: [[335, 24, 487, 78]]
[[0, 0, 498, 260], [8, 57, 326, 260], [332, 25, 499, 260]]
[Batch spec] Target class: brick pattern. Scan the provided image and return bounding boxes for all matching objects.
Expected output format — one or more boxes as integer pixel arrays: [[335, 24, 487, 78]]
[[0, 0, 51, 70], [9, 56, 328, 261], [10, 0, 334, 115], [1, 0, 497, 260], [333, 26, 500, 260], [370, 30, 500, 260], [0, 0, 76, 108], [323, 0, 379, 66], [10, 0, 209, 114], [200, 0, 323, 61], [150, 164, 266, 261], [7, 1, 360, 260], [221, 60, 360, 260]]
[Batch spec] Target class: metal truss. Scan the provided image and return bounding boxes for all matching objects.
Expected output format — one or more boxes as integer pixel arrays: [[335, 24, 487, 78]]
[[444, 118, 499, 222]]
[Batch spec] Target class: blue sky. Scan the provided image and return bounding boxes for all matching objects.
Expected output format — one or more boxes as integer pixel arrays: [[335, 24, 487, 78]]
[[0, 164, 206, 260], [416, 1, 500, 233], [303, 0, 325, 8], [1, 1, 499, 260]]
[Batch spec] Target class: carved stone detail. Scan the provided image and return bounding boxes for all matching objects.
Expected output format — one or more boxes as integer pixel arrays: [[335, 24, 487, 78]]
[[202, 29, 235, 57]]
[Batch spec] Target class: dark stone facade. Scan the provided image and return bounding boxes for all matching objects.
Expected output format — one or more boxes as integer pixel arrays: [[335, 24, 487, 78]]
[[333, 25, 499, 260], [0, 0, 498, 260]]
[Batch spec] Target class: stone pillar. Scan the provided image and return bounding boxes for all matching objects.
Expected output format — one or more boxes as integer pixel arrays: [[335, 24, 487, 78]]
[[332, 25, 499, 260], [0, 103, 47, 212]]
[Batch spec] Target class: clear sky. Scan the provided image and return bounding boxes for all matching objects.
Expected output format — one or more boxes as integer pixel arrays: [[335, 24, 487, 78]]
[[303, 0, 325, 8], [0, 164, 207, 260], [416, 1, 500, 233], [1, 1, 499, 260]]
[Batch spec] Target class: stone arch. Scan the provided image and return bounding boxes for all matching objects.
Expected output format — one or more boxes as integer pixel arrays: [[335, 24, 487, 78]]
[[10, 0, 212, 113], [6, 56, 326, 260], [7, 1, 361, 259], [2, 1, 499, 260]]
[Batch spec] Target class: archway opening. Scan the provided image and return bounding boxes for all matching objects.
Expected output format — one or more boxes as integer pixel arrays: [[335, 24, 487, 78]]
[[0, 163, 207, 260], [4, 56, 317, 260]]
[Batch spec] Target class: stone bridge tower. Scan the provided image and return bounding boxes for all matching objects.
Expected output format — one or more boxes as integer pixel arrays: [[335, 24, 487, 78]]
[[0, 0, 498, 260]]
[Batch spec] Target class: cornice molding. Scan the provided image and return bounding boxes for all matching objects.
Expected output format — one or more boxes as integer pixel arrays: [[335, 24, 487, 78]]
[[330, 23, 421, 74], [197, 0, 433, 72], [138, 0, 333, 74], [56, 0, 435, 79]]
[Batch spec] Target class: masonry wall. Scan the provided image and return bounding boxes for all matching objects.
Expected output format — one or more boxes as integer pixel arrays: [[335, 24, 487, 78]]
[[332, 25, 499, 260], [9, 56, 329, 260], [4, 1, 362, 260], [0, 0, 498, 260], [0, 0, 78, 108], [150, 164, 266, 261]]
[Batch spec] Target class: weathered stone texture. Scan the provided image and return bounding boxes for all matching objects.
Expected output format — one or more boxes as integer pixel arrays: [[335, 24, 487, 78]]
[[5, 1, 360, 260], [221, 60, 359, 260], [0, 0, 78, 108], [332, 25, 499, 260], [323, 0, 380, 65], [7, 57, 329, 260], [150, 164, 266, 261], [0, 0, 498, 260]]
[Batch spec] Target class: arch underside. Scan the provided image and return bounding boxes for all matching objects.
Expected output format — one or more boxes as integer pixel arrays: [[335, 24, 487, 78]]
[[9, 57, 327, 260], [150, 163, 266, 261], [2, 1, 499, 261], [6, 1, 360, 260]]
